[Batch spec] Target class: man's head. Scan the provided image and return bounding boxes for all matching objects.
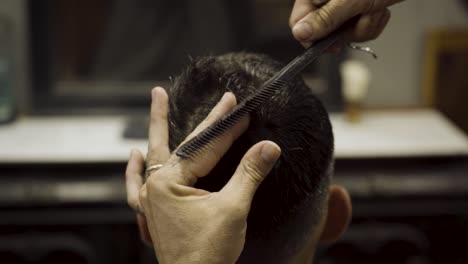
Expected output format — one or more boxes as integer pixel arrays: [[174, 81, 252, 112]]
[[168, 52, 351, 263]]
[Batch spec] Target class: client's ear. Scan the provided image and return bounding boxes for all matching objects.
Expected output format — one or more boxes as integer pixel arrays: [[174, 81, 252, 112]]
[[319, 184, 352, 242]]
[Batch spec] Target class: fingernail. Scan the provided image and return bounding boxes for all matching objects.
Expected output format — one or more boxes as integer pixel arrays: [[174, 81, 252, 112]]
[[220, 92, 231, 101], [219, 92, 235, 105], [293, 22, 313, 42], [261, 142, 281, 163], [151, 87, 159, 102], [152, 87, 165, 104]]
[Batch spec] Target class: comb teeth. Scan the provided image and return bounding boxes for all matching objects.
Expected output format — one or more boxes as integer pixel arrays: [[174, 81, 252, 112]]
[[176, 30, 343, 159], [176, 79, 287, 159]]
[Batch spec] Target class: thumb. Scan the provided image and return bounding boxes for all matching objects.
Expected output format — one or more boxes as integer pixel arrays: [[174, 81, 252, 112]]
[[221, 141, 281, 204], [292, 0, 363, 43]]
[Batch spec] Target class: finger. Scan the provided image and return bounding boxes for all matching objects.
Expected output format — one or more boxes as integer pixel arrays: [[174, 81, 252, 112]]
[[289, 0, 317, 28], [137, 183, 157, 245], [167, 92, 250, 184], [292, 0, 362, 43], [147, 87, 171, 165], [179, 92, 237, 145], [347, 9, 391, 42], [138, 183, 149, 213], [221, 141, 281, 205], [126, 149, 145, 210], [291, 0, 400, 43], [136, 214, 153, 246]]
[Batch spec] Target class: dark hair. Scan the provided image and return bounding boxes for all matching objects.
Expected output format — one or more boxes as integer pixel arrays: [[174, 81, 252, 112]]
[[168, 52, 334, 262]]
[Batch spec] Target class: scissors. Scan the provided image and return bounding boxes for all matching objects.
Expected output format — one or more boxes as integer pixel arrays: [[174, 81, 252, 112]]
[[176, 0, 377, 158]]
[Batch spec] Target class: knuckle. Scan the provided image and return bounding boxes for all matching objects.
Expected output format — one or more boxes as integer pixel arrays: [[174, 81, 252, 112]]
[[150, 110, 168, 128], [146, 176, 173, 199], [150, 109, 159, 121], [138, 187, 146, 202], [241, 160, 264, 183], [313, 8, 334, 32], [150, 109, 157, 120], [146, 174, 165, 191], [145, 156, 160, 166], [145, 155, 168, 170], [158, 112, 169, 124]]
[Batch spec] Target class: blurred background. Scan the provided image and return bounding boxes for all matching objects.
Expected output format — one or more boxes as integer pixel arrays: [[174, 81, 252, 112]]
[[0, 0, 467, 263]]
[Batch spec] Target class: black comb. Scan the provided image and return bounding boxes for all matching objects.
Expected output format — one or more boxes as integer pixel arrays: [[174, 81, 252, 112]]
[[176, 30, 343, 159]]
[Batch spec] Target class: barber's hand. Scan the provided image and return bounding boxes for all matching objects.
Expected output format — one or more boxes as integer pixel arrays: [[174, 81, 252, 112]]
[[126, 87, 281, 264], [290, 0, 403, 48]]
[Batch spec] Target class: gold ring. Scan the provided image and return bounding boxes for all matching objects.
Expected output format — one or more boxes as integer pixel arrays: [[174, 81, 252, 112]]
[[146, 164, 164, 178]]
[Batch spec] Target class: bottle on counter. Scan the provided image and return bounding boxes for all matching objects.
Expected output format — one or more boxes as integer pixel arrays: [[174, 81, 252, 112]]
[[340, 60, 371, 123]]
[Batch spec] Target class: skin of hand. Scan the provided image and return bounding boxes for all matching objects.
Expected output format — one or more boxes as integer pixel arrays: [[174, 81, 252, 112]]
[[126, 87, 281, 264], [290, 0, 404, 48]]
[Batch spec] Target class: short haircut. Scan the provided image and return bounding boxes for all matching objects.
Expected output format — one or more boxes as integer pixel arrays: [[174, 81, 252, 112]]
[[168, 52, 334, 262]]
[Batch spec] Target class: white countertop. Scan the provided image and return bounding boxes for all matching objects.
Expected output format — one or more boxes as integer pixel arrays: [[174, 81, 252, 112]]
[[330, 109, 468, 158], [0, 109, 466, 163]]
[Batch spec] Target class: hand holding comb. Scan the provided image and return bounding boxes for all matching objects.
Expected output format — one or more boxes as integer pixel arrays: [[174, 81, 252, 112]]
[[176, 19, 376, 159]]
